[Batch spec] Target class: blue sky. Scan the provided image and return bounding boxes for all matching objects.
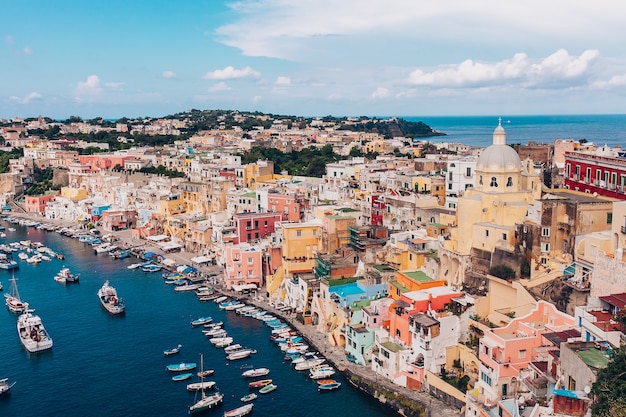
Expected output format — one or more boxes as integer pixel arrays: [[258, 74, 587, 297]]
[[3, 0, 626, 119]]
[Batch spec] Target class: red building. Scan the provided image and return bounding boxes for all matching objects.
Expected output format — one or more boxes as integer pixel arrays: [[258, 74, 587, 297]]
[[371, 194, 385, 226], [564, 151, 626, 200], [234, 212, 282, 244], [24, 194, 56, 215]]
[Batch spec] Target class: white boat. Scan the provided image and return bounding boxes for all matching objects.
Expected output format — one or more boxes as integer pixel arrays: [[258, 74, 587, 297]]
[[294, 358, 326, 371], [94, 243, 116, 254], [209, 336, 233, 346], [17, 252, 28, 260], [127, 263, 142, 270], [189, 354, 224, 414], [223, 344, 242, 354], [242, 368, 270, 378], [54, 268, 80, 284], [97, 280, 125, 315], [186, 380, 216, 392], [213, 296, 228, 303], [26, 254, 42, 264], [224, 403, 253, 417], [0, 377, 16, 395], [174, 283, 202, 292], [164, 344, 182, 356], [224, 302, 246, 311], [5, 271, 25, 313], [17, 303, 53, 353], [309, 365, 336, 380], [227, 349, 255, 361]]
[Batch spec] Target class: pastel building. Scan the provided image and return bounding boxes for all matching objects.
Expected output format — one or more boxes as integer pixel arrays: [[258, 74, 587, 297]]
[[223, 244, 263, 290], [24, 194, 56, 215]]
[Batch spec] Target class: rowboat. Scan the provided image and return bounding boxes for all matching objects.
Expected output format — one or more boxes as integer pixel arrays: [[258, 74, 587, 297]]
[[248, 379, 272, 389], [166, 362, 196, 372], [258, 383, 277, 394], [318, 381, 341, 392], [172, 373, 193, 382], [240, 393, 257, 402], [224, 403, 254, 417]]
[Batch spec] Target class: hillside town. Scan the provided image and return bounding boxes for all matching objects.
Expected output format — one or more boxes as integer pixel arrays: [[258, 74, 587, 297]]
[[2, 111, 626, 417]]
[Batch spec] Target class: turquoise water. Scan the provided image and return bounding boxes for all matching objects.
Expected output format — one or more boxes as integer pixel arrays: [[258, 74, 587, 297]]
[[406, 114, 626, 147], [0, 223, 393, 417]]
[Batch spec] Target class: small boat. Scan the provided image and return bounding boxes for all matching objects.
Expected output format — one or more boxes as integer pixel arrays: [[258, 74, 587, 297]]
[[227, 349, 255, 361], [294, 358, 326, 371], [318, 381, 342, 392], [5, 271, 25, 313], [0, 377, 16, 395], [242, 368, 270, 378], [54, 267, 80, 284], [248, 379, 272, 389], [127, 263, 142, 270], [209, 336, 233, 347], [224, 403, 254, 417], [316, 379, 337, 385], [258, 383, 277, 394], [17, 303, 53, 353], [309, 366, 336, 380], [191, 316, 212, 327], [172, 373, 193, 382], [164, 344, 182, 356], [97, 280, 125, 315], [141, 263, 162, 273], [17, 252, 28, 261], [223, 344, 242, 353], [187, 380, 216, 392], [240, 393, 257, 403], [197, 369, 215, 378], [189, 353, 224, 414], [166, 362, 197, 372]]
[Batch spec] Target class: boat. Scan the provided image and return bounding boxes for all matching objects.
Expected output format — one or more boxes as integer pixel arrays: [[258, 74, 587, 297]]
[[0, 377, 16, 395], [97, 280, 125, 315], [294, 358, 325, 371], [240, 393, 257, 403], [316, 379, 337, 385], [191, 316, 212, 327], [223, 403, 253, 417], [5, 271, 25, 313], [242, 368, 270, 378], [196, 369, 215, 378], [248, 379, 272, 389], [172, 373, 193, 382], [209, 336, 233, 347], [0, 254, 19, 270], [174, 283, 202, 292], [164, 344, 182, 356], [189, 354, 224, 414], [187, 380, 216, 392], [227, 349, 255, 361], [166, 362, 197, 372], [309, 365, 336, 380], [54, 267, 80, 284], [258, 383, 277, 394], [318, 381, 342, 392], [17, 252, 28, 260], [127, 263, 142, 270], [141, 263, 162, 273], [17, 303, 53, 353]]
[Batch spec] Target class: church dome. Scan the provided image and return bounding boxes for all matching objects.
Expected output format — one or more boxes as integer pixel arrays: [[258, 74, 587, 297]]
[[476, 120, 522, 172]]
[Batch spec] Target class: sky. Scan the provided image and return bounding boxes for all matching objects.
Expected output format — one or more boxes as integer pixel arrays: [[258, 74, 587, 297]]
[[2, 0, 626, 119]]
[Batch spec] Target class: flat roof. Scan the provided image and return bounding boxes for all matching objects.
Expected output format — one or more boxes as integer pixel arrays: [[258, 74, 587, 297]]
[[403, 270, 434, 282]]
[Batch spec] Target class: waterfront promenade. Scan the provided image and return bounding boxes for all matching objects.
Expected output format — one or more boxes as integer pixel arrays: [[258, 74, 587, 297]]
[[7, 212, 461, 417]]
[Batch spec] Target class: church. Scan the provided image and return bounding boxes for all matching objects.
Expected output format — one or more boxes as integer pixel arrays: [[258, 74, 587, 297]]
[[439, 120, 542, 287]]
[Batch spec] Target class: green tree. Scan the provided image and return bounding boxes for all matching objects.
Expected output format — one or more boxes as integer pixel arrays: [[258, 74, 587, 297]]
[[592, 348, 626, 416]]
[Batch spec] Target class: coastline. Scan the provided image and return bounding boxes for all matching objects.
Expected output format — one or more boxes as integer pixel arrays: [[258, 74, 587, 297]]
[[5, 211, 460, 417]]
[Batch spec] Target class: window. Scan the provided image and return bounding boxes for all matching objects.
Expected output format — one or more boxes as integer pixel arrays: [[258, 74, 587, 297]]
[[502, 233, 507, 240], [466, 167, 472, 177], [541, 227, 550, 237], [312, 230, 317, 236], [449, 172, 453, 181], [506, 177, 513, 187], [448, 183, 453, 190], [607, 213, 612, 224], [296, 230, 302, 237], [247, 257, 253, 265], [485, 230, 489, 237], [519, 349, 527, 359], [479, 175, 483, 185], [490, 177, 498, 187], [541, 242, 550, 252], [586, 167, 591, 182]]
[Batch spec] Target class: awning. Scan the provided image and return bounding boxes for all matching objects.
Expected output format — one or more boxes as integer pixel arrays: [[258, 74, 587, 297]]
[[232, 283, 258, 292], [190, 256, 212, 264], [159, 242, 182, 251], [147, 234, 169, 242], [162, 258, 177, 266]]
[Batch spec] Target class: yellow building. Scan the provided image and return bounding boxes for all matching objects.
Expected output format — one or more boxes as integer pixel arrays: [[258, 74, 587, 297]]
[[321, 215, 357, 253], [244, 160, 275, 189], [159, 195, 187, 217], [281, 220, 322, 277], [60, 186, 88, 202], [179, 181, 207, 215], [440, 121, 542, 287]]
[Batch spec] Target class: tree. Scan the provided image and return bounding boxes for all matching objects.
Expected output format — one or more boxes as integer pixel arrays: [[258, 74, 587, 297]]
[[489, 264, 516, 280], [591, 348, 626, 416]]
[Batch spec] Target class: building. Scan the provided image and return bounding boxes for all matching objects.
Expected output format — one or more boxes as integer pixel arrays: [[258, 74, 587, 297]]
[[233, 212, 282, 244], [24, 194, 56, 215], [564, 148, 626, 200]]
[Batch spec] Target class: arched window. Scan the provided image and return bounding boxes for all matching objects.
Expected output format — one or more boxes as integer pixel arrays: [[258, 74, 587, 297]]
[[506, 177, 513, 187], [490, 177, 498, 187], [479, 175, 483, 185]]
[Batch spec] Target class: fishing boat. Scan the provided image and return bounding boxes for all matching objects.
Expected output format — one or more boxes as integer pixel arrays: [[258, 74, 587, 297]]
[[54, 267, 80, 284], [242, 368, 270, 378], [0, 377, 16, 395], [166, 362, 197, 372], [17, 303, 53, 353], [248, 379, 272, 389], [164, 344, 182, 356], [317, 381, 342, 392], [223, 403, 253, 417], [172, 373, 193, 382], [189, 354, 224, 414], [191, 316, 212, 327], [4, 271, 25, 313], [97, 280, 125, 315], [0, 254, 19, 270], [258, 383, 277, 394], [240, 393, 257, 403], [187, 380, 216, 392]]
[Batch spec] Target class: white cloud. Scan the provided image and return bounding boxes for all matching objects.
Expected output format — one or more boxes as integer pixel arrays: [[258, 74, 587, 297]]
[[23, 47, 32, 55], [370, 87, 391, 99], [209, 82, 231, 92], [407, 49, 599, 89], [5, 35, 14, 44], [162, 70, 177, 79], [74, 75, 103, 101], [202, 66, 260, 80], [591, 74, 626, 89], [9, 92, 42, 104], [276, 76, 291, 85]]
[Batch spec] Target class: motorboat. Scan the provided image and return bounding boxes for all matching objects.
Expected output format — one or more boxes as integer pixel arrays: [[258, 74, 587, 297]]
[[209, 336, 233, 346], [164, 344, 182, 356], [191, 316, 212, 327], [318, 381, 342, 392], [294, 358, 326, 371], [242, 368, 270, 378], [141, 263, 162, 273], [240, 393, 257, 403], [17, 303, 53, 353], [224, 403, 253, 417], [54, 268, 80, 284], [166, 362, 196, 372], [258, 383, 277, 394], [248, 379, 272, 389], [227, 349, 255, 361], [223, 344, 242, 354], [127, 263, 142, 270], [172, 373, 193, 382], [186, 380, 216, 392], [0, 377, 16, 395], [97, 281, 125, 315], [309, 366, 336, 380], [196, 369, 215, 378]]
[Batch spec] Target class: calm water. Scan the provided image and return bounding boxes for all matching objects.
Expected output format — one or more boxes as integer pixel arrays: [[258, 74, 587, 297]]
[[0, 223, 392, 417], [406, 114, 626, 148]]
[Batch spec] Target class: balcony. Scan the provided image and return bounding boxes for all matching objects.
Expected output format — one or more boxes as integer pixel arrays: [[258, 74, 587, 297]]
[[621, 225, 626, 234]]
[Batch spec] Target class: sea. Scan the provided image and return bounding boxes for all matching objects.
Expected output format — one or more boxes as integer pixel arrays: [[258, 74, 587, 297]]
[[0, 223, 392, 417], [405, 114, 626, 148]]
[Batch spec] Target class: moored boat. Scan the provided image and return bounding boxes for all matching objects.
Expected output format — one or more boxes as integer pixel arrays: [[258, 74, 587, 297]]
[[318, 381, 341, 392], [248, 379, 272, 389], [227, 349, 255, 361], [189, 353, 224, 414], [258, 383, 277, 394], [17, 303, 53, 353], [187, 380, 216, 392], [197, 369, 215, 378], [309, 365, 336, 380], [172, 372, 193, 382], [0, 377, 16, 395], [164, 344, 182, 356], [166, 362, 197, 372], [223, 403, 253, 417], [242, 368, 270, 378], [97, 280, 125, 315], [54, 267, 80, 284], [5, 271, 25, 313], [240, 393, 257, 403], [191, 316, 212, 327]]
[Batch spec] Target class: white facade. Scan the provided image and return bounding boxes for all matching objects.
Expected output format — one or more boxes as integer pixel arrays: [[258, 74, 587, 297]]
[[445, 157, 477, 211]]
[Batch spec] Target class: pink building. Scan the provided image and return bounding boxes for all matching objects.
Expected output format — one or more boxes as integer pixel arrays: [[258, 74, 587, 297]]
[[224, 244, 263, 290], [24, 194, 56, 215], [267, 193, 304, 222], [78, 155, 134, 172], [234, 212, 282, 244]]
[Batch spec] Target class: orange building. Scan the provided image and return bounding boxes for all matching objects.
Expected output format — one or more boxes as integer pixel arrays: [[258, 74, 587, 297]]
[[78, 155, 134, 172]]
